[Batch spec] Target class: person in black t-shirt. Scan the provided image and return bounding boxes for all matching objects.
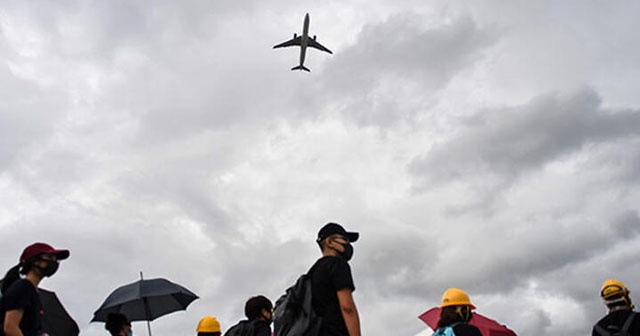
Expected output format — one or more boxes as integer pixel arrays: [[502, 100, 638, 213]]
[[593, 279, 640, 336], [311, 223, 361, 336], [0, 242, 70, 336], [434, 288, 482, 336]]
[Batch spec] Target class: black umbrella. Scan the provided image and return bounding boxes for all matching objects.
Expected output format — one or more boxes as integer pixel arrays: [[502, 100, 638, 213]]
[[38, 288, 80, 336], [91, 273, 198, 336]]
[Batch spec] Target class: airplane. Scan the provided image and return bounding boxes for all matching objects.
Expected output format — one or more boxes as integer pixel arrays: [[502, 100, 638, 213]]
[[273, 13, 333, 72]]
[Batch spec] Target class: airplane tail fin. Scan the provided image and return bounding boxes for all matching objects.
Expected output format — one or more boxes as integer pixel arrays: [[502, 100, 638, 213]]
[[291, 65, 311, 72]]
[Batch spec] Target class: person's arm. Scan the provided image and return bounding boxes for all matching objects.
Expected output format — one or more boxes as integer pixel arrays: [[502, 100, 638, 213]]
[[337, 288, 361, 336], [3, 309, 25, 336]]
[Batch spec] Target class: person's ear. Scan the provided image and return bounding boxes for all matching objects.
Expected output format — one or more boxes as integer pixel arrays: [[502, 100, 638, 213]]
[[325, 237, 338, 249]]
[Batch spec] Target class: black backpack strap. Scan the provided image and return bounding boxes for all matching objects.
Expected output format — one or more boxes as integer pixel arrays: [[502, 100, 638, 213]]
[[621, 312, 636, 335], [594, 324, 611, 336]]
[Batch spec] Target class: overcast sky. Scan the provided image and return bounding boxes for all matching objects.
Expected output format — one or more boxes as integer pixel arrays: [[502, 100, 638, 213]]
[[2, 1, 640, 336]]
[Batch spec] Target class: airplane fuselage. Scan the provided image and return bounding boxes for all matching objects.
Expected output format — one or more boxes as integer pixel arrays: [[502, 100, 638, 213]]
[[299, 13, 310, 67]]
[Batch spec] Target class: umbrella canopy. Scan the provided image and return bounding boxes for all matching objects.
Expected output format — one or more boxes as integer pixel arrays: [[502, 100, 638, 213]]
[[92, 277, 198, 322], [38, 288, 80, 336], [419, 307, 517, 336]]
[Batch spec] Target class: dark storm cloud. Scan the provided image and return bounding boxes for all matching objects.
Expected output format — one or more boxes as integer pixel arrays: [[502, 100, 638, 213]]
[[315, 13, 499, 127], [409, 88, 640, 190], [466, 210, 640, 294], [610, 210, 640, 239], [357, 232, 438, 297]]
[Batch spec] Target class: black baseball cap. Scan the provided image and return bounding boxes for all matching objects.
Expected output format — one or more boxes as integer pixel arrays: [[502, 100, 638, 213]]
[[317, 223, 359, 243]]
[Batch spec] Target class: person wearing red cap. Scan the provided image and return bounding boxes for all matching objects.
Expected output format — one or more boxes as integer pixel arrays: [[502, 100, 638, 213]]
[[310, 223, 361, 336], [0, 242, 70, 336]]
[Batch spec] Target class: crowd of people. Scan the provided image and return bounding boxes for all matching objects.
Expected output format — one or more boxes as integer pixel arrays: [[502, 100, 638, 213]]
[[1, 223, 639, 336]]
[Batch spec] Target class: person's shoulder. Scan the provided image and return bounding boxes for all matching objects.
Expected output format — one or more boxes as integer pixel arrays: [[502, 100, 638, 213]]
[[313, 256, 350, 271], [4, 279, 33, 295], [603, 309, 638, 324], [252, 320, 271, 336], [594, 310, 640, 335]]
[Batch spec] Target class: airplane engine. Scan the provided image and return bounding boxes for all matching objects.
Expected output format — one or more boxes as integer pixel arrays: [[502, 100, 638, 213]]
[[294, 33, 297, 38], [313, 35, 317, 40]]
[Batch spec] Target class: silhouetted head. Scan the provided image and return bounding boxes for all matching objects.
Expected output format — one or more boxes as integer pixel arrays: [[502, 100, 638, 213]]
[[245, 295, 273, 322]]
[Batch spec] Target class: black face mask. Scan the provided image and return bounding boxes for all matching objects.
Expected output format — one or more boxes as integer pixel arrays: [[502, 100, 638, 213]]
[[38, 260, 59, 277], [337, 242, 354, 261]]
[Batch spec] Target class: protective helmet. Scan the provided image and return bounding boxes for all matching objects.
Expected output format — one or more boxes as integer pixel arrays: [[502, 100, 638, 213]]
[[441, 288, 476, 309], [601, 279, 629, 299], [196, 316, 221, 333]]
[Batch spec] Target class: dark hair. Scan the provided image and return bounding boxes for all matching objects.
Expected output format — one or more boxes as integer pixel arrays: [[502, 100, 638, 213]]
[[0, 257, 42, 295], [105, 313, 130, 336], [1, 265, 21, 294], [317, 237, 327, 252], [437, 306, 469, 328], [244, 295, 272, 320]]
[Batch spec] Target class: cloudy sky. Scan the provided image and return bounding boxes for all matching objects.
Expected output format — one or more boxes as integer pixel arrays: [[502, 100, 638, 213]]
[[2, 0, 640, 335]]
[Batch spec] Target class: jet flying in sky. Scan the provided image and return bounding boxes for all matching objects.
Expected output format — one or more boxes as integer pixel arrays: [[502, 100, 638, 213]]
[[273, 13, 333, 72]]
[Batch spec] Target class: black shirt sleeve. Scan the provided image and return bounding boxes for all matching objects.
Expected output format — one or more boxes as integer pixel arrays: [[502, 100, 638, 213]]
[[0, 279, 43, 336], [2, 280, 34, 311], [328, 257, 355, 292]]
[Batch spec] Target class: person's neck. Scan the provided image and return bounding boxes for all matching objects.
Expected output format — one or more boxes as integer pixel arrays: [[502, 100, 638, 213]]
[[322, 249, 339, 257], [25, 271, 43, 288], [609, 305, 631, 313]]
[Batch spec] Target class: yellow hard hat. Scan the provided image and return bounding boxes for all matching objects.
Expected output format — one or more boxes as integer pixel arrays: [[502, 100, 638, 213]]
[[601, 279, 629, 299], [196, 316, 221, 333], [441, 288, 476, 309]]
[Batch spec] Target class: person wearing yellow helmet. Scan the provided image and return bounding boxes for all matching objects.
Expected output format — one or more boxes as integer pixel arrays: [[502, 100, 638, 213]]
[[434, 288, 482, 336], [592, 279, 640, 336], [197, 316, 222, 336]]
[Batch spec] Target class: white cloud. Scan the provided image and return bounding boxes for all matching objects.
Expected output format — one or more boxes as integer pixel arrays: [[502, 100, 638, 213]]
[[2, 1, 640, 336]]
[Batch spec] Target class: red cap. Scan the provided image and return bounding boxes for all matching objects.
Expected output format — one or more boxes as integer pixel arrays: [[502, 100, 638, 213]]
[[20, 242, 70, 264]]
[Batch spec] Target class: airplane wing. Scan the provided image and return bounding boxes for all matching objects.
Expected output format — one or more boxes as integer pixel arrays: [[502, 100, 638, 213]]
[[273, 36, 302, 49], [308, 39, 333, 54]]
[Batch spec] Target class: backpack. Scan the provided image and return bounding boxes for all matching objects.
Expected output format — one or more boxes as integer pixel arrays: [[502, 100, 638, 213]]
[[594, 312, 636, 336], [432, 326, 456, 336], [273, 270, 321, 336], [224, 320, 256, 336]]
